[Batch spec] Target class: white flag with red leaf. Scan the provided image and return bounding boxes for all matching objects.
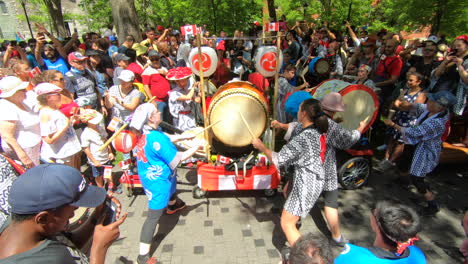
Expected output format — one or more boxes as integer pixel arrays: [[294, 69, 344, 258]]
[[181, 25, 197, 36], [264, 22, 279, 32]]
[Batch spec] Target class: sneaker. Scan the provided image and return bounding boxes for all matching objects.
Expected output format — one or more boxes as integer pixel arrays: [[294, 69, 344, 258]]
[[166, 199, 187, 214], [376, 144, 387, 151], [137, 254, 157, 264], [332, 235, 349, 247], [375, 159, 395, 172]]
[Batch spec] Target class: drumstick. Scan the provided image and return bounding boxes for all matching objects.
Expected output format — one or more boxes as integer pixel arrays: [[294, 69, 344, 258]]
[[99, 123, 128, 151], [193, 120, 223, 136], [238, 111, 255, 139]]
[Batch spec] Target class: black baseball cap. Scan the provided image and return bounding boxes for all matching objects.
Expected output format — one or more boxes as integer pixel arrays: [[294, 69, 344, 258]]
[[9, 164, 106, 214]]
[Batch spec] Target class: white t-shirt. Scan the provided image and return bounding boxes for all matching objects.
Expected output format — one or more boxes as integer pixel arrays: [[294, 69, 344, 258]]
[[81, 126, 109, 164], [0, 99, 41, 151], [108, 85, 143, 121], [39, 108, 81, 160]]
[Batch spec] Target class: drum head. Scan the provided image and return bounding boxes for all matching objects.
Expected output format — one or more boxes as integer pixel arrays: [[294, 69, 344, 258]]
[[334, 85, 379, 133], [315, 59, 330, 75], [68, 207, 91, 231], [209, 82, 268, 147]]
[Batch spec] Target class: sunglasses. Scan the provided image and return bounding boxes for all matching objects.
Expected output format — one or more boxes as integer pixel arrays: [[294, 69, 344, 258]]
[[73, 60, 87, 64], [53, 78, 65, 82]]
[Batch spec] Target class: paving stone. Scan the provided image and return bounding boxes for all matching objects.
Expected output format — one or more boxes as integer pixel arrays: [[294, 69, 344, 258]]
[[242, 229, 253, 237], [267, 249, 280, 258], [195, 207, 204, 213], [194, 246, 204, 255], [211, 199, 220, 205], [254, 239, 265, 247], [177, 219, 186, 226], [162, 244, 174, 253], [221, 207, 230, 213], [214, 228, 223, 236], [204, 220, 213, 227]]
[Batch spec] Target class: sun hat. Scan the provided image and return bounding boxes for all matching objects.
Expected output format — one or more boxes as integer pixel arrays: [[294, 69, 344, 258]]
[[80, 109, 103, 125], [9, 164, 106, 214], [427, 91, 456, 108], [320, 92, 345, 112], [118, 70, 135, 82], [0, 76, 29, 98], [34, 82, 62, 96], [166, 67, 192, 81]]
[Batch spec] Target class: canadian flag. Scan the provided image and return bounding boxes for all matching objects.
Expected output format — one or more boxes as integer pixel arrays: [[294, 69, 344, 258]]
[[28, 66, 41, 79], [181, 25, 197, 36], [265, 22, 279, 32]]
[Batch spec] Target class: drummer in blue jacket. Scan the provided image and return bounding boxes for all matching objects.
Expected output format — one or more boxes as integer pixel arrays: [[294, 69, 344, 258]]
[[383, 90, 456, 215]]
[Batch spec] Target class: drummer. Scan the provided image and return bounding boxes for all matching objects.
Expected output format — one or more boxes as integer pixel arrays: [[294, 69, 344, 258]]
[[130, 103, 202, 264], [277, 64, 309, 123], [167, 67, 199, 131], [252, 98, 329, 249], [273, 92, 367, 246]]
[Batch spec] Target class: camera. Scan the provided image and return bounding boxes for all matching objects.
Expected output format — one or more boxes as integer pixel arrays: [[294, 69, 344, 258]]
[[103, 198, 117, 225]]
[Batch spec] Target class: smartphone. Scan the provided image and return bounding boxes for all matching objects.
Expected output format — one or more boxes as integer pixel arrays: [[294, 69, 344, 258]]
[[103, 198, 117, 225]]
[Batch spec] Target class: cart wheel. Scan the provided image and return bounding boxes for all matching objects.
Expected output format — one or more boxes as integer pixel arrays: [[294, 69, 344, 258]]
[[124, 184, 133, 197], [338, 157, 370, 190], [264, 189, 277, 197], [192, 186, 206, 199]]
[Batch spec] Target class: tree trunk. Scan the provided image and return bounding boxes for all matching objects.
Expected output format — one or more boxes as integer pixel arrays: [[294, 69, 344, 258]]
[[111, 0, 142, 42], [43, 0, 68, 37], [267, 0, 276, 22]]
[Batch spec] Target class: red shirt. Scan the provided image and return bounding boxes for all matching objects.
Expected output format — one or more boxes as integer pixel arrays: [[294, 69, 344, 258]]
[[375, 55, 403, 79], [248, 72, 269, 94], [142, 68, 170, 102]]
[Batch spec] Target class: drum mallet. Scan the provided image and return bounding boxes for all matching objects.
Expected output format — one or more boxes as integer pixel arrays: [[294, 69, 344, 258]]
[[193, 120, 223, 136], [238, 111, 255, 139]]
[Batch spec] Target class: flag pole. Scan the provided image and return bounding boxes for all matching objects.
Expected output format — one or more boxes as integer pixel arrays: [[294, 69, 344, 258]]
[[272, 31, 281, 151], [196, 32, 212, 163]]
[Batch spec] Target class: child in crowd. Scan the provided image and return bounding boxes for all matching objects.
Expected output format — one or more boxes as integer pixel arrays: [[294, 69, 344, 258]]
[[80, 109, 114, 188], [383, 90, 456, 215], [277, 64, 309, 123]]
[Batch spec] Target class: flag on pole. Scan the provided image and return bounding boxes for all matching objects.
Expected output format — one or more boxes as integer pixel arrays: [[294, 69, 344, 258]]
[[264, 22, 279, 32], [181, 25, 197, 36], [28, 66, 41, 79]]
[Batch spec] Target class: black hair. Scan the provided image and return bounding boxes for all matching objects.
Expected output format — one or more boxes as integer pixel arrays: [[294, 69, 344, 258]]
[[96, 38, 110, 50], [300, 98, 328, 134], [145, 27, 155, 33], [407, 71, 424, 82], [125, 35, 135, 42], [287, 30, 299, 41], [374, 200, 421, 247], [289, 233, 338, 264], [11, 212, 37, 223], [125, 49, 137, 63]]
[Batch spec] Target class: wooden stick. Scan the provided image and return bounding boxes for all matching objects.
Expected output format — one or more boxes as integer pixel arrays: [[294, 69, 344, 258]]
[[196, 33, 212, 162], [238, 111, 255, 139], [271, 32, 281, 151], [99, 123, 128, 151], [193, 120, 222, 136]]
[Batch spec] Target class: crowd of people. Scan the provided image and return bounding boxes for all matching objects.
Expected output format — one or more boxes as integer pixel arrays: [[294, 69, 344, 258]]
[[0, 18, 466, 264]]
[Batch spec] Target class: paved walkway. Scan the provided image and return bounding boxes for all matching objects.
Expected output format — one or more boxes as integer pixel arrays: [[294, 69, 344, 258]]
[[105, 163, 467, 264]]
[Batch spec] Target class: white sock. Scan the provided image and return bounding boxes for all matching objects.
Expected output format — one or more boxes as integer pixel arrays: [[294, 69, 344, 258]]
[[139, 243, 150, 256]]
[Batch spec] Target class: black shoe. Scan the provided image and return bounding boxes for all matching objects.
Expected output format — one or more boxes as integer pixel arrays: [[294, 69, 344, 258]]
[[166, 199, 187, 214], [137, 254, 157, 264], [280, 246, 291, 263]]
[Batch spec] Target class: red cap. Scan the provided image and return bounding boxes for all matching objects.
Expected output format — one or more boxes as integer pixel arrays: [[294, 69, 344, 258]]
[[68, 51, 88, 63], [456, 35, 468, 42], [157, 25, 164, 32]]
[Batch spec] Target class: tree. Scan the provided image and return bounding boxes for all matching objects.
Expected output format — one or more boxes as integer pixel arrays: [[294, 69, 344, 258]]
[[42, 0, 68, 37], [111, 0, 142, 42]]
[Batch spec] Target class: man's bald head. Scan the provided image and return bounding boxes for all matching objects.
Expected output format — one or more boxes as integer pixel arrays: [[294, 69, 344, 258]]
[[384, 39, 398, 56]]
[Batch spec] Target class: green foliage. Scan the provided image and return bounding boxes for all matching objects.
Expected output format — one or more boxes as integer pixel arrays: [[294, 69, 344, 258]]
[[78, 0, 113, 32]]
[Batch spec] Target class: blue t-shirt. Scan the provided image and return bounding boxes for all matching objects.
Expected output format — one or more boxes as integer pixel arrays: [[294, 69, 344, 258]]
[[43, 56, 69, 75], [136, 130, 178, 210], [334, 244, 426, 264]]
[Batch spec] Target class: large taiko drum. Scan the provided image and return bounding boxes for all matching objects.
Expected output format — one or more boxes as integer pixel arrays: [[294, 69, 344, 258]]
[[311, 79, 379, 133], [208, 81, 268, 148], [309, 57, 331, 76]]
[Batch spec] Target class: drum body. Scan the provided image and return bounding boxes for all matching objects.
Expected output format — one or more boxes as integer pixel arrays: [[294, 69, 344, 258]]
[[68, 207, 92, 231], [312, 80, 379, 133], [208, 81, 268, 150], [308, 57, 330, 75]]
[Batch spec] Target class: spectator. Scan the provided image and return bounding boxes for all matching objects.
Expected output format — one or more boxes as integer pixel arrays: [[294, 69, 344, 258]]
[[65, 52, 104, 112], [118, 35, 135, 54], [105, 70, 143, 122], [85, 49, 109, 98], [284, 30, 302, 64], [36, 83, 82, 168], [327, 39, 344, 78], [142, 50, 170, 117], [277, 64, 309, 123], [127, 44, 149, 83], [41, 70, 78, 118], [400, 39, 440, 89], [352, 64, 379, 93], [25, 39, 41, 69], [286, 233, 338, 264], [461, 211, 468, 263], [94, 38, 115, 79], [113, 53, 131, 85], [346, 37, 378, 77], [0, 164, 127, 264], [140, 27, 168, 52], [34, 26, 70, 75], [129, 103, 200, 264], [373, 39, 403, 101], [3, 41, 27, 68], [0, 76, 41, 168], [157, 41, 176, 69], [80, 110, 114, 188], [335, 200, 426, 263]]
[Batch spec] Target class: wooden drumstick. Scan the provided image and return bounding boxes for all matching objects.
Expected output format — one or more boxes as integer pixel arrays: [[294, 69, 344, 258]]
[[193, 120, 223, 136], [238, 111, 255, 139]]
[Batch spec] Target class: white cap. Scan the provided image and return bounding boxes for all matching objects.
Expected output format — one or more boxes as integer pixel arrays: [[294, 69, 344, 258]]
[[0, 76, 29, 98], [34, 83, 62, 96], [118, 70, 135, 82], [80, 109, 103, 125], [426, 35, 439, 44]]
